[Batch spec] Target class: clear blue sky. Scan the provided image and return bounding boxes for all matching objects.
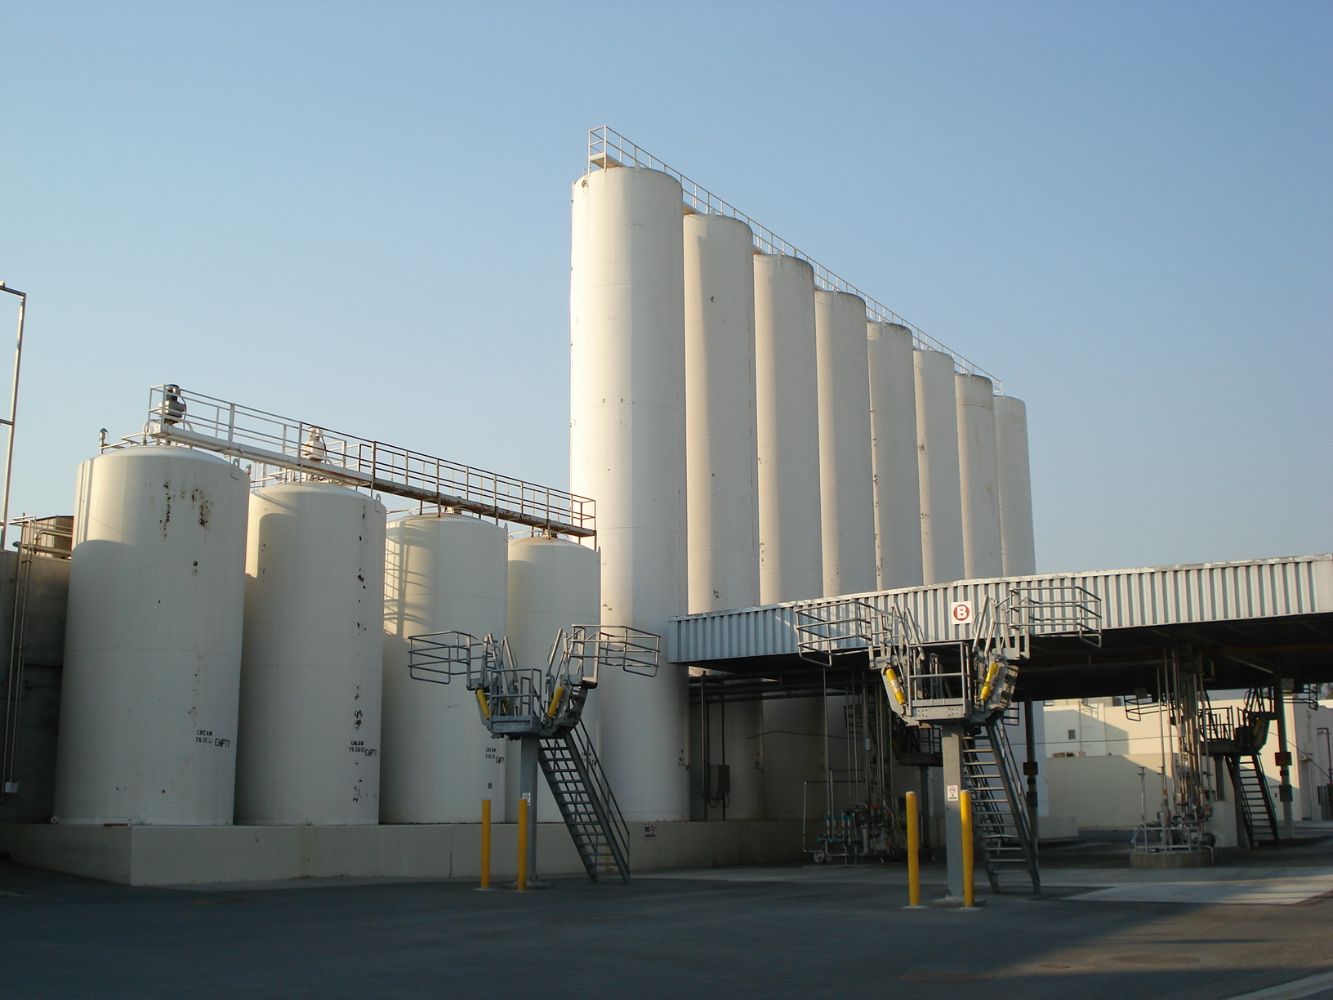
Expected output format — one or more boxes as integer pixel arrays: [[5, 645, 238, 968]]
[[2, 0, 1329, 574]]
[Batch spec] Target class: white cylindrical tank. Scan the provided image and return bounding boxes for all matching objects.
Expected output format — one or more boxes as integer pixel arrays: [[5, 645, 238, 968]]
[[955, 373, 1004, 579], [683, 212, 763, 820], [504, 533, 600, 819], [684, 212, 760, 614], [995, 395, 1037, 576], [569, 165, 689, 821], [54, 446, 249, 825], [753, 253, 823, 605], [867, 321, 924, 590], [381, 513, 508, 824], [236, 483, 386, 825], [914, 349, 966, 584], [754, 254, 825, 819], [814, 289, 876, 597]]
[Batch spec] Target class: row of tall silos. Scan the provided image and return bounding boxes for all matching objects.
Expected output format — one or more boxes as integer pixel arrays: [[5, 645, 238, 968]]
[[569, 165, 1036, 822], [52, 445, 597, 826]]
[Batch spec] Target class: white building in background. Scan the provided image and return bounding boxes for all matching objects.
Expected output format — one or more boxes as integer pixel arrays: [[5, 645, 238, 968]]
[[1042, 693, 1333, 829]]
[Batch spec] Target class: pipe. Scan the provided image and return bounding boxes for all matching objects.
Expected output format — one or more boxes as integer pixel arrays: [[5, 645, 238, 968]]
[[906, 790, 921, 907], [516, 796, 528, 892], [0, 284, 27, 558], [960, 789, 975, 907], [480, 799, 492, 890]]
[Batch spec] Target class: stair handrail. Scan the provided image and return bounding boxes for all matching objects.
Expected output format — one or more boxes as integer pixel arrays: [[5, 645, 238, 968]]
[[986, 719, 1041, 891], [570, 723, 631, 877]]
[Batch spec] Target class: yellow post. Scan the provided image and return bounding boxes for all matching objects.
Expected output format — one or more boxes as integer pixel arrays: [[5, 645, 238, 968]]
[[905, 791, 921, 907], [516, 796, 529, 892], [960, 789, 975, 907], [479, 799, 492, 890]]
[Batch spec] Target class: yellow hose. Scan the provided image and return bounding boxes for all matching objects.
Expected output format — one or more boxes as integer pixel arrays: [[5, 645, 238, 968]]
[[475, 689, 491, 720]]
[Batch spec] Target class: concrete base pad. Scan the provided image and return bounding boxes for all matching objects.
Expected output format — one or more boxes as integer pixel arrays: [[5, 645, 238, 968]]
[[0, 819, 804, 886]]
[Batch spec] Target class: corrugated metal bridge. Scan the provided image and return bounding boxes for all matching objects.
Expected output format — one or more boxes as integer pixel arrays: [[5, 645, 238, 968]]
[[669, 554, 1333, 700]]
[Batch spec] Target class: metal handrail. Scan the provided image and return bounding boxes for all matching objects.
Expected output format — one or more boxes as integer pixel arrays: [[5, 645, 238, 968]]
[[586, 125, 1004, 394], [106, 385, 596, 539]]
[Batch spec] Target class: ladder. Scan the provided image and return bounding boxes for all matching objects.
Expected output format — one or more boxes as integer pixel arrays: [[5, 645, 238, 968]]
[[962, 718, 1040, 893], [1228, 754, 1280, 847], [539, 722, 631, 883]]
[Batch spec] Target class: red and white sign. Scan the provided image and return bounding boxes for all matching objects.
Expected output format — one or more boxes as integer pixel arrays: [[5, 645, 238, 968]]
[[950, 601, 974, 626]]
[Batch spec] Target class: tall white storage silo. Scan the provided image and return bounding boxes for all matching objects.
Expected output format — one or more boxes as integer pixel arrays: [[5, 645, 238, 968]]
[[955, 373, 1003, 580], [683, 212, 764, 820], [814, 289, 876, 597], [867, 321, 924, 590], [683, 212, 760, 614], [753, 254, 823, 604], [504, 533, 599, 820], [753, 253, 826, 820], [236, 483, 386, 825], [914, 350, 966, 585], [995, 395, 1036, 576], [54, 446, 248, 825], [381, 512, 508, 823], [569, 165, 689, 822]]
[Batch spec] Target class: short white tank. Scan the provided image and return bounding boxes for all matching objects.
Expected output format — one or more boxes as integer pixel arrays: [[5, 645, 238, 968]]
[[914, 350, 966, 584], [235, 483, 386, 825], [955, 373, 1003, 579], [814, 289, 876, 597], [504, 534, 600, 819], [381, 513, 507, 823], [54, 446, 249, 825], [868, 321, 924, 589]]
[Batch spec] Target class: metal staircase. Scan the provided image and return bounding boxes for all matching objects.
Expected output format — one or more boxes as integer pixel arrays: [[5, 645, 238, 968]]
[[539, 724, 630, 882], [1228, 755, 1280, 846], [962, 719, 1040, 893], [1202, 688, 1280, 848], [410, 623, 657, 884]]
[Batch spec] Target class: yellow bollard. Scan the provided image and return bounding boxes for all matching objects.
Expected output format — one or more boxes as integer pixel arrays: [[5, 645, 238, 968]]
[[516, 796, 528, 892], [960, 789, 975, 908], [480, 799, 492, 890], [905, 791, 921, 907]]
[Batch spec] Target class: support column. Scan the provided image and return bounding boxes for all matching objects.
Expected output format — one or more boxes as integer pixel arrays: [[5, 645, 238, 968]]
[[941, 724, 965, 900], [1024, 700, 1039, 836], [518, 736, 541, 883], [1274, 683, 1294, 839]]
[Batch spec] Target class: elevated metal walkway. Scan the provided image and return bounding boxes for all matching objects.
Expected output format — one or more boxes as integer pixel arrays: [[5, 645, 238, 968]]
[[105, 384, 595, 539]]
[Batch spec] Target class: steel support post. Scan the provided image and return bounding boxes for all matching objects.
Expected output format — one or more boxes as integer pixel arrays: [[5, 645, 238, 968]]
[[1274, 683, 1294, 839], [941, 723, 965, 900], [518, 735, 541, 884]]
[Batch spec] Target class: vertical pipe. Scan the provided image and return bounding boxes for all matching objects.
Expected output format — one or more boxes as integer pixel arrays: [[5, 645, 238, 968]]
[[960, 789, 975, 907], [0, 286, 27, 557], [1274, 683, 1294, 838], [480, 798, 492, 890], [906, 790, 921, 907], [516, 795, 529, 892]]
